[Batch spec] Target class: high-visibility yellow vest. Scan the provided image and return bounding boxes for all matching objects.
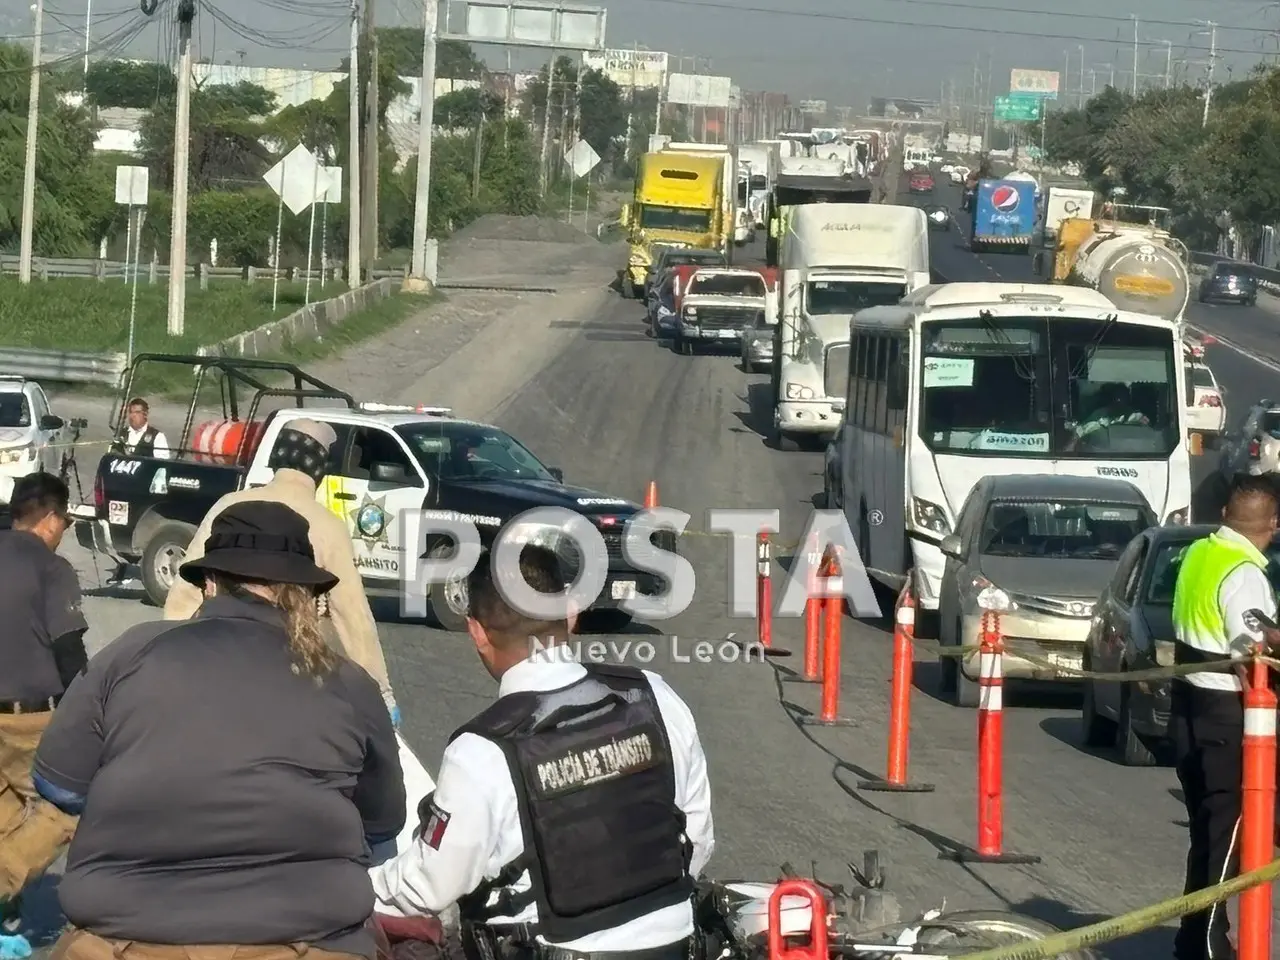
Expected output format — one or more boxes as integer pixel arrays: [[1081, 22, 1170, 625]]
[[1172, 530, 1269, 657]]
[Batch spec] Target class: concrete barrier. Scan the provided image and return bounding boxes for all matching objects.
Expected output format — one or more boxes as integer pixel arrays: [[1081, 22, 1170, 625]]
[[196, 278, 397, 358]]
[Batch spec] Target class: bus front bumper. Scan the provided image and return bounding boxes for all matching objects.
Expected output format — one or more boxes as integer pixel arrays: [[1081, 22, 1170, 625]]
[[776, 400, 842, 435]]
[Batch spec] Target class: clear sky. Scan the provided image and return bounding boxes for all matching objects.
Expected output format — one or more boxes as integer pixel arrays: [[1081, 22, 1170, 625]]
[[21, 0, 1280, 109]]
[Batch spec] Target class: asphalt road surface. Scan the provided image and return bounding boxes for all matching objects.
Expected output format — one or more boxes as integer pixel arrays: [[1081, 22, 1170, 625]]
[[19, 197, 1280, 957]]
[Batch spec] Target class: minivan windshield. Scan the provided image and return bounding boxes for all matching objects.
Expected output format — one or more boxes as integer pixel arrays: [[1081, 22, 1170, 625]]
[[980, 499, 1152, 560]]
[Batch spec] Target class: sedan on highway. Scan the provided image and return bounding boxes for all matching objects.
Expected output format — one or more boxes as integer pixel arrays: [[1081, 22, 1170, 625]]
[[1184, 358, 1226, 442], [740, 310, 776, 373], [1198, 261, 1259, 306], [909, 171, 935, 193], [1217, 401, 1280, 477], [1080, 524, 1209, 766], [937, 474, 1156, 707]]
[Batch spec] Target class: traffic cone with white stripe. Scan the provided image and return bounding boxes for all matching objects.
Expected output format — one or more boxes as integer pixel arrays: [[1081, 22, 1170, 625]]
[[859, 583, 935, 793], [800, 548, 855, 727], [643, 481, 659, 509], [943, 611, 1040, 864], [1238, 652, 1277, 960]]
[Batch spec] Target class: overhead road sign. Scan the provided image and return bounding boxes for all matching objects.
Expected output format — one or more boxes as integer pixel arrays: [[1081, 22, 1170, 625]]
[[443, 0, 606, 51], [994, 96, 1041, 122], [1009, 68, 1059, 100]]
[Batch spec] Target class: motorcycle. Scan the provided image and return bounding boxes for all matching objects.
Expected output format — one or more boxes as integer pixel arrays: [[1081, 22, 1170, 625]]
[[695, 851, 1095, 960]]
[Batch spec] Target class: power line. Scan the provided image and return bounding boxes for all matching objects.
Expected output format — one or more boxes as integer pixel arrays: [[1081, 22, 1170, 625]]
[[632, 0, 1277, 58], [865, 0, 1267, 35]]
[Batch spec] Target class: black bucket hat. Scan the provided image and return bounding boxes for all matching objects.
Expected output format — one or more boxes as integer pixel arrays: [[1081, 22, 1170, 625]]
[[179, 501, 339, 593]]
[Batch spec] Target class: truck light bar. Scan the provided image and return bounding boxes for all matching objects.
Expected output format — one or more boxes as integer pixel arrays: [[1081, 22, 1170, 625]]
[[997, 292, 1065, 303], [359, 402, 452, 416]]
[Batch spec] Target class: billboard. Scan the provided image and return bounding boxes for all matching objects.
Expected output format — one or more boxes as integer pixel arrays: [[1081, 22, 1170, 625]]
[[1009, 68, 1059, 100], [582, 48, 667, 89], [799, 99, 828, 114], [666, 73, 732, 108], [454, 1, 606, 51], [994, 95, 1040, 122]]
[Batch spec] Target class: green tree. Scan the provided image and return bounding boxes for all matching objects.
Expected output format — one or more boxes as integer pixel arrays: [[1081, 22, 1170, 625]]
[[523, 57, 627, 177], [85, 59, 176, 108], [434, 88, 504, 128], [0, 42, 107, 256], [373, 31, 483, 79]]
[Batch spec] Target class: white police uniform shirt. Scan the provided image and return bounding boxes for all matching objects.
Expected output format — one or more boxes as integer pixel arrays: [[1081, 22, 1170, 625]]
[[126, 425, 170, 459], [1185, 525, 1278, 692], [370, 647, 715, 950]]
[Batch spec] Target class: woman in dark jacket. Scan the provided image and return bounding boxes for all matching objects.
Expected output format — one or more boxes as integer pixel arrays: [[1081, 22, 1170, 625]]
[[34, 501, 405, 960]]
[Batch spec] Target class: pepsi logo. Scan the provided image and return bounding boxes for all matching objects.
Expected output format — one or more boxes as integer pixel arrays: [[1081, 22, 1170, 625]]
[[991, 185, 1020, 212]]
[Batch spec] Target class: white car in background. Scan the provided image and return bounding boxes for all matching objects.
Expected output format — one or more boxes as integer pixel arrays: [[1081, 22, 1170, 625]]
[[0, 376, 66, 502], [1185, 360, 1226, 440], [733, 207, 756, 246]]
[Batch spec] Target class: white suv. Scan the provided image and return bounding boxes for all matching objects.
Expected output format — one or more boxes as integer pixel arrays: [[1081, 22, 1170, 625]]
[[0, 376, 65, 501]]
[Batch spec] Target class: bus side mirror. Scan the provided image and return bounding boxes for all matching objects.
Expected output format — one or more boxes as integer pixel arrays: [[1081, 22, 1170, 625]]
[[887, 365, 907, 410], [1032, 251, 1046, 275]]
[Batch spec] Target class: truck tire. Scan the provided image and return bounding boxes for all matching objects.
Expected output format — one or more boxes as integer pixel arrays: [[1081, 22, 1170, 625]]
[[141, 521, 197, 607], [425, 541, 469, 633]]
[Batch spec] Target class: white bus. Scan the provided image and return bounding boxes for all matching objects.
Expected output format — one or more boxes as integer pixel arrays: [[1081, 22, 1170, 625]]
[[837, 283, 1191, 632], [771, 203, 930, 450], [904, 145, 932, 169]]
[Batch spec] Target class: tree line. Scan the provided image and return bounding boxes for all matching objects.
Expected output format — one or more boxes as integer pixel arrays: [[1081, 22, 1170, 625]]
[[1038, 65, 1280, 256], [0, 32, 682, 268]]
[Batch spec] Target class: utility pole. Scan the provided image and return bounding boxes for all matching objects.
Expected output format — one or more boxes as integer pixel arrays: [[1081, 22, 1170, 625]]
[[1201, 21, 1217, 127], [409, 0, 437, 280], [17, 0, 45, 284], [360, 0, 379, 273], [166, 0, 195, 335], [82, 0, 91, 96], [1078, 46, 1084, 107], [1163, 41, 1172, 88], [1131, 15, 1139, 96], [346, 0, 361, 286], [537, 50, 555, 195]]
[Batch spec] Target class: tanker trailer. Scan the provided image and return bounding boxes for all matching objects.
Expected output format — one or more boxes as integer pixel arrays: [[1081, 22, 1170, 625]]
[[1065, 231, 1190, 323]]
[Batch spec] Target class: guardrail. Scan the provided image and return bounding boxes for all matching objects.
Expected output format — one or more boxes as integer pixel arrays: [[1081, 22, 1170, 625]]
[[0, 254, 353, 285], [0, 346, 127, 386]]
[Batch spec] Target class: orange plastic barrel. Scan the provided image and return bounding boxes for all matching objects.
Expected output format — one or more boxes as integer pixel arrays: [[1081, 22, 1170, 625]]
[[191, 419, 265, 465]]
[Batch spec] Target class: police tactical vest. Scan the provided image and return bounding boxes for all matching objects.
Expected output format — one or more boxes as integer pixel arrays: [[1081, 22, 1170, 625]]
[[117, 426, 157, 458], [449, 663, 693, 943]]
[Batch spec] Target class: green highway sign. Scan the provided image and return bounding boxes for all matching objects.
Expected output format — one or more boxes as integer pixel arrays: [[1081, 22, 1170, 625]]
[[994, 95, 1041, 122]]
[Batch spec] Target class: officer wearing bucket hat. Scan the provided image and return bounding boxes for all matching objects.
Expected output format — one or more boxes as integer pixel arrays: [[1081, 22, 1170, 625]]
[[164, 417, 400, 726], [33, 500, 405, 960]]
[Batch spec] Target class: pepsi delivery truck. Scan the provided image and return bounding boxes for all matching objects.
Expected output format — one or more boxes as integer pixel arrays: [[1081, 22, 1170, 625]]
[[970, 178, 1036, 253]]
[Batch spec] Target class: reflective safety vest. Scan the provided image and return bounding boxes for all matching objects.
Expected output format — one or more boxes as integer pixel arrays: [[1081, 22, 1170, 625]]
[[452, 663, 691, 945], [1171, 530, 1269, 678]]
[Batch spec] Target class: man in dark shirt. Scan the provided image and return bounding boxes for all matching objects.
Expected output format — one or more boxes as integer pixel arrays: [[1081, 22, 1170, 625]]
[[0, 472, 86, 903], [33, 501, 404, 960]]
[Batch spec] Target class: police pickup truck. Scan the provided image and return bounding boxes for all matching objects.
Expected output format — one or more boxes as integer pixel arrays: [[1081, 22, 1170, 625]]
[[75, 355, 668, 630]]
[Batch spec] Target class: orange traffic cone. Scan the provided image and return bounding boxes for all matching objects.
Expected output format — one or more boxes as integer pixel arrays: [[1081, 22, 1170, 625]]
[[643, 481, 659, 508]]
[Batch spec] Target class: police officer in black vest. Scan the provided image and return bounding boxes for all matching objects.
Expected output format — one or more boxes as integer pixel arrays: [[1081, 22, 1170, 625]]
[[115, 397, 169, 460], [370, 545, 714, 960]]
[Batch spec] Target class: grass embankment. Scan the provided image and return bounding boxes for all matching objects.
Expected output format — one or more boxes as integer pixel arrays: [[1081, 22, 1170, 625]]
[[0, 277, 437, 397]]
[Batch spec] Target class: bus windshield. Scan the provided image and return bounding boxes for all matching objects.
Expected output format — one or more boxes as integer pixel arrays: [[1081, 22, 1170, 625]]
[[807, 280, 906, 315], [639, 205, 712, 232], [918, 317, 1180, 458]]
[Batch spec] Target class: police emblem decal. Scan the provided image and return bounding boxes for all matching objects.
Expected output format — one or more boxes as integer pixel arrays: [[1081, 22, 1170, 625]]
[[348, 493, 391, 550]]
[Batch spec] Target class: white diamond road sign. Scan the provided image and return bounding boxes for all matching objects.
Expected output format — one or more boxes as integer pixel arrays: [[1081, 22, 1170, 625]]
[[263, 144, 332, 215], [564, 139, 601, 179]]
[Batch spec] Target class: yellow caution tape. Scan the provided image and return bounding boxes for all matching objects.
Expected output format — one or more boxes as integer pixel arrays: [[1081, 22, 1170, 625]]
[[951, 855, 1280, 960]]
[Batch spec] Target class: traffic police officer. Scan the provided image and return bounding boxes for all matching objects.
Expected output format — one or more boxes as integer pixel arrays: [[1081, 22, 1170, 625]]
[[1170, 473, 1280, 960], [163, 418, 400, 724], [0, 472, 86, 902], [370, 545, 714, 960]]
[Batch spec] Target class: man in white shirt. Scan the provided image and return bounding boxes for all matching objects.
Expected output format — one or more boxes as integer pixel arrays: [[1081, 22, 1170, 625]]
[[119, 397, 169, 460], [1170, 474, 1280, 960], [371, 545, 714, 960]]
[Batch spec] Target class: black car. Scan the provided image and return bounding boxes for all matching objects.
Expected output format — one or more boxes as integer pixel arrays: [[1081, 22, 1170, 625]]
[[1198, 261, 1259, 306], [1082, 523, 1280, 765], [923, 205, 951, 231], [645, 246, 726, 298]]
